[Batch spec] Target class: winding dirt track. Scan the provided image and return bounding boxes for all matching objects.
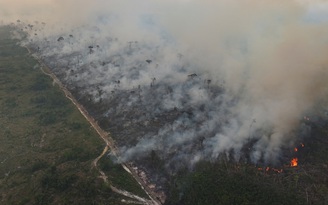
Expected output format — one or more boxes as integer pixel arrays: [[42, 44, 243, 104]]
[[26, 47, 162, 205]]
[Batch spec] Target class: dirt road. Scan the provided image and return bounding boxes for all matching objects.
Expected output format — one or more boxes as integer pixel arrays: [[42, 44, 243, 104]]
[[26, 46, 162, 205]]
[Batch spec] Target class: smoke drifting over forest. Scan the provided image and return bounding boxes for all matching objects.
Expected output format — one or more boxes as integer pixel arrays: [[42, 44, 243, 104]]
[[2, 0, 328, 166]]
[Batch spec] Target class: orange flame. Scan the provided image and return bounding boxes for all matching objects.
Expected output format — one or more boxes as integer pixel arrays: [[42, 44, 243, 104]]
[[290, 158, 298, 167], [294, 147, 298, 152], [272, 168, 283, 173], [257, 167, 283, 173], [301, 143, 304, 147]]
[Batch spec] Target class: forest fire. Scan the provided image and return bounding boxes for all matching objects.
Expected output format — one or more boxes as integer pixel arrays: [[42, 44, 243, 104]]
[[289, 143, 304, 167], [257, 167, 283, 173], [290, 158, 298, 167]]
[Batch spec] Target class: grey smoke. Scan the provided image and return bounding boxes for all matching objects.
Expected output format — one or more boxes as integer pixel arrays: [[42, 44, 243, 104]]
[[2, 0, 328, 166]]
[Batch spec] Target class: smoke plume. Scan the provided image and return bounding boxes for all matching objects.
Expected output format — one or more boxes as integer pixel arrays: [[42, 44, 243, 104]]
[[2, 0, 328, 166]]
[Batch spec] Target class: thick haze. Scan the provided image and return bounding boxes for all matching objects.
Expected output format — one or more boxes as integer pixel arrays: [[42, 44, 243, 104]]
[[2, 0, 328, 165]]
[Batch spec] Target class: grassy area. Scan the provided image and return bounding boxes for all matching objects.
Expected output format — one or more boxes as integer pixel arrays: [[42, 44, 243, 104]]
[[0, 25, 145, 204]]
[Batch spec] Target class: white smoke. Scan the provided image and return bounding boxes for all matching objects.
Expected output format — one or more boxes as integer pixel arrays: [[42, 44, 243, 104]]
[[2, 0, 328, 166]]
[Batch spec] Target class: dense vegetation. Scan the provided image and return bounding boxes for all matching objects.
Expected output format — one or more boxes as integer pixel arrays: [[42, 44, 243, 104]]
[[164, 121, 328, 205], [0, 26, 145, 205], [165, 162, 303, 205]]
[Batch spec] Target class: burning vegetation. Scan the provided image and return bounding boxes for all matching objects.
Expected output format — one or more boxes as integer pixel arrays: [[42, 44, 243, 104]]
[[289, 143, 306, 168], [6, 1, 328, 171], [290, 158, 298, 167], [2, 1, 328, 204]]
